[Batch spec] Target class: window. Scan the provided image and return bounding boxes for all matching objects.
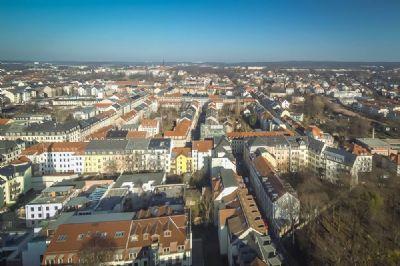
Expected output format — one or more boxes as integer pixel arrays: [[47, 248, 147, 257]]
[[129, 252, 137, 259], [164, 230, 171, 237], [31, 214, 34, 218], [143, 233, 149, 240], [115, 231, 125, 238], [57, 235, 67, 241], [67, 258, 72, 263], [130, 235, 138, 241], [77, 234, 85, 240], [38, 207, 42, 211], [163, 247, 170, 254], [38, 214, 42, 218], [30, 207, 34, 211], [58, 258, 63, 264], [114, 253, 123, 261]]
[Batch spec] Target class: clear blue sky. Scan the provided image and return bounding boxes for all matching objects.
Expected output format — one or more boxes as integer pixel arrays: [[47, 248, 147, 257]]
[[0, 0, 399, 62]]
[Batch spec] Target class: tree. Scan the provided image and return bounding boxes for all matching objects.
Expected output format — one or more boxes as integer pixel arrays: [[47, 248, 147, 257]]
[[199, 188, 213, 224], [303, 95, 325, 118], [104, 159, 118, 175], [349, 117, 370, 137], [78, 235, 117, 265], [281, 194, 300, 245], [247, 114, 257, 127]]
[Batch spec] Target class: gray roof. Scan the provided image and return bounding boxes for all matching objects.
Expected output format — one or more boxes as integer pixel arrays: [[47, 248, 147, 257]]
[[219, 168, 239, 188], [65, 212, 135, 224], [85, 139, 129, 153], [356, 138, 390, 148], [65, 196, 91, 207], [114, 172, 165, 188], [0, 162, 31, 179], [126, 139, 150, 150], [308, 136, 326, 154], [42, 185, 74, 194], [0, 140, 19, 154], [25, 121, 80, 133], [324, 146, 357, 166], [148, 138, 171, 150], [248, 136, 288, 149]]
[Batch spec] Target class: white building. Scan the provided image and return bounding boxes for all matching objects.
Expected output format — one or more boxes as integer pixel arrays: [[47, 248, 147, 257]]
[[25, 185, 78, 227]]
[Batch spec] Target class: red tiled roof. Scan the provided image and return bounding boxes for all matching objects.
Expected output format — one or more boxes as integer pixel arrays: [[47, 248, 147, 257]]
[[85, 125, 113, 140], [43, 215, 189, 264], [22, 142, 88, 155], [140, 119, 158, 128], [172, 147, 191, 158], [0, 119, 11, 125], [253, 156, 275, 177], [192, 140, 213, 152], [126, 131, 148, 139], [120, 110, 137, 121], [164, 120, 191, 138]]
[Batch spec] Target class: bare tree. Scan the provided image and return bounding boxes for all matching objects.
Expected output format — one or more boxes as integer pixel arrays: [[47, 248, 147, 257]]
[[104, 159, 119, 175], [78, 235, 117, 265]]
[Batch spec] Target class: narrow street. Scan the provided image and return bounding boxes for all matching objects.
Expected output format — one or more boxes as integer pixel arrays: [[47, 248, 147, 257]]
[[192, 104, 207, 141]]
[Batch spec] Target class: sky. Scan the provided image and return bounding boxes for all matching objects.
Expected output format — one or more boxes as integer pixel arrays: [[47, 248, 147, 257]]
[[0, 0, 399, 62]]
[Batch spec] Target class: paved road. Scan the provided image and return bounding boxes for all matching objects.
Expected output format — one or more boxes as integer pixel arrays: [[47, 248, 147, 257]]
[[192, 238, 204, 266], [192, 104, 207, 140]]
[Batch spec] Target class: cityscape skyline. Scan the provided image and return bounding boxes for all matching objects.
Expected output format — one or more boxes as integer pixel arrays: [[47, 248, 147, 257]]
[[1, 0, 400, 62]]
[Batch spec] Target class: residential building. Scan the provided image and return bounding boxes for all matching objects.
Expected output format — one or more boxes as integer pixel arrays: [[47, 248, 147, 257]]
[[42, 213, 192, 266], [0, 161, 32, 208], [170, 147, 192, 175], [192, 140, 213, 172], [0, 140, 26, 166], [25, 185, 78, 227], [138, 119, 160, 137]]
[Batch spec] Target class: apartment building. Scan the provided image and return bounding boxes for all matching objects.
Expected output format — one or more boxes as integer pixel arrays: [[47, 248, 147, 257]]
[[0, 140, 26, 166], [0, 160, 32, 208], [138, 119, 160, 137], [42, 213, 192, 266], [22, 142, 87, 175], [2, 121, 81, 143], [164, 119, 192, 148], [192, 140, 213, 172], [170, 147, 192, 175], [25, 185, 78, 227], [246, 152, 300, 238], [245, 135, 372, 183], [217, 189, 282, 266]]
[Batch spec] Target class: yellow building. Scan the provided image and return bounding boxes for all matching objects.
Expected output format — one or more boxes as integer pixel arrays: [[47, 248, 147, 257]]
[[83, 140, 128, 174], [171, 147, 192, 175], [84, 153, 126, 174]]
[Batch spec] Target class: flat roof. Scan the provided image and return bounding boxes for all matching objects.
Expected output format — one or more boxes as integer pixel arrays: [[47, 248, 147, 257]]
[[356, 138, 390, 148], [65, 212, 135, 224]]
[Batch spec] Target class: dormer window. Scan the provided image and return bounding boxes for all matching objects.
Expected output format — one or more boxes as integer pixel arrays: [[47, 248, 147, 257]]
[[115, 231, 125, 238], [143, 233, 149, 240], [130, 234, 138, 241], [57, 234, 67, 242], [151, 234, 159, 242], [164, 230, 171, 237]]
